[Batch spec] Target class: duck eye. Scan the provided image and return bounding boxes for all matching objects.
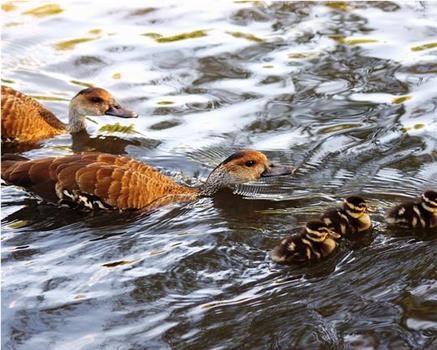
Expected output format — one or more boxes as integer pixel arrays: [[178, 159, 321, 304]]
[[245, 160, 256, 167], [90, 96, 104, 103]]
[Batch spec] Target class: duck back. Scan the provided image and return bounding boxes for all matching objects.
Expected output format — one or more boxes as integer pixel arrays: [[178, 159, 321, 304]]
[[1, 86, 66, 142], [1, 153, 198, 210], [387, 201, 436, 228]]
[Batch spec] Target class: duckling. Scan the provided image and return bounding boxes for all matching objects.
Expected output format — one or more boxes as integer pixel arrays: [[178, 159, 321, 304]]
[[386, 190, 437, 229], [1, 85, 138, 143], [271, 221, 341, 264], [321, 196, 374, 236], [1, 150, 294, 211]]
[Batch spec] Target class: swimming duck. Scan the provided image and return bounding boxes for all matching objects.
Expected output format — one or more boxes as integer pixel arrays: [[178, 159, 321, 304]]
[[386, 190, 437, 229], [271, 220, 341, 264], [1, 150, 294, 211], [321, 196, 374, 236], [1, 85, 138, 143]]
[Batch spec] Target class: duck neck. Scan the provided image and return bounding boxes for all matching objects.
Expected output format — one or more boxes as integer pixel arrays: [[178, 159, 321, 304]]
[[199, 165, 233, 196], [68, 106, 87, 134]]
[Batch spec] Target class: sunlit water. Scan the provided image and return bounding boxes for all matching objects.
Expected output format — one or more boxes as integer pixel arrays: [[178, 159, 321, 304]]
[[2, 1, 437, 349]]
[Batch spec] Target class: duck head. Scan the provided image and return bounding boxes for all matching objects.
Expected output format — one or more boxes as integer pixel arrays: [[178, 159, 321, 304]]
[[68, 87, 138, 133], [200, 150, 294, 196], [304, 220, 341, 241], [421, 190, 437, 213], [343, 195, 374, 218]]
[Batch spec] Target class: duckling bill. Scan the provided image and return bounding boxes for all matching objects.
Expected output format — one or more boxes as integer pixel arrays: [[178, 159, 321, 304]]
[[321, 196, 374, 236], [386, 190, 437, 229], [271, 221, 341, 264], [1, 150, 294, 211]]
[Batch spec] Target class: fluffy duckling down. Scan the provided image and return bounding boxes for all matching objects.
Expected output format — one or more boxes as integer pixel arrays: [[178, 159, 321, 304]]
[[271, 221, 341, 264], [321, 196, 374, 236], [386, 190, 437, 229]]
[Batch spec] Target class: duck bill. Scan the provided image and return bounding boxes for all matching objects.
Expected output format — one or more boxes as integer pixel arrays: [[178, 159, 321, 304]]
[[105, 105, 138, 118], [261, 164, 294, 177]]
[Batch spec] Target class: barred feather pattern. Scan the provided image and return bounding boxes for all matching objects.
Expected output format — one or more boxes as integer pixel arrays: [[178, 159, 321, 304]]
[[1, 153, 199, 210]]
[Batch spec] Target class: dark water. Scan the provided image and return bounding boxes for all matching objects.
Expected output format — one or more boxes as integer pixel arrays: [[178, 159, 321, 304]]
[[2, 1, 437, 349]]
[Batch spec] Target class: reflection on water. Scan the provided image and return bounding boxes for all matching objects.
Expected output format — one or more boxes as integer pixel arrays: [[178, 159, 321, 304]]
[[2, 1, 437, 349]]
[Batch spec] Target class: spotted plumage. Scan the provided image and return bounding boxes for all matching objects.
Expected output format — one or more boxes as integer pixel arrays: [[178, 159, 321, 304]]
[[321, 196, 374, 236], [386, 190, 437, 229], [1, 150, 294, 211], [271, 221, 341, 264], [1, 85, 137, 143]]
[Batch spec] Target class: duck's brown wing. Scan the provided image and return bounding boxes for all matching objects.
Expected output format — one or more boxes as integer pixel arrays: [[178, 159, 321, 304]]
[[1, 85, 66, 142], [1, 153, 197, 210]]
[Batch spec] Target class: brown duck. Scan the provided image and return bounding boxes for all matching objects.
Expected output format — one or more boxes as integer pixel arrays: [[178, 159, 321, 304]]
[[1, 150, 294, 211], [1, 85, 138, 143], [386, 190, 437, 229], [271, 220, 341, 264]]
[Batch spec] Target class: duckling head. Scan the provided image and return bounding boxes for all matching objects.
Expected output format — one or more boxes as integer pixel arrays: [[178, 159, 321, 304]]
[[421, 190, 437, 213], [201, 150, 294, 195], [343, 196, 372, 218], [69, 87, 138, 133], [304, 220, 341, 241]]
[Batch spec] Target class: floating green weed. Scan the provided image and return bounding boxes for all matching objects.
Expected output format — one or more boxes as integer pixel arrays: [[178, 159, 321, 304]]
[[141, 32, 163, 39], [70, 80, 94, 88], [88, 28, 102, 35], [401, 123, 426, 133], [23, 4, 62, 17], [325, 1, 351, 11], [226, 31, 263, 42], [8, 220, 29, 229], [157, 101, 175, 105], [329, 35, 378, 45], [149, 249, 166, 256], [156, 30, 208, 43], [102, 260, 133, 268], [1, 78, 15, 84], [54, 37, 96, 50], [288, 52, 318, 59], [129, 7, 155, 16], [234, 0, 262, 3], [320, 123, 360, 133], [342, 38, 378, 45], [391, 95, 411, 104], [99, 122, 142, 135], [411, 42, 437, 52]]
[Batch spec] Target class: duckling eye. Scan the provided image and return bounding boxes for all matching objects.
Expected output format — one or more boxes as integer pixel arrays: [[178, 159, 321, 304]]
[[245, 160, 256, 167], [90, 96, 104, 103]]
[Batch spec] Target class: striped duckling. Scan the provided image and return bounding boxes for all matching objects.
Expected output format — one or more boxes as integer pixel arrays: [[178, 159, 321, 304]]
[[1, 85, 138, 143], [1, 150, 293, 211], [321, 196, 374, 236], [386, 190, 437, 229], [271, 221, 341, 264]]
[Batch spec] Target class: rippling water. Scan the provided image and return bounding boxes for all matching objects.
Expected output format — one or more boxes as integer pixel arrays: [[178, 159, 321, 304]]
[[2, 1, 437, 349]]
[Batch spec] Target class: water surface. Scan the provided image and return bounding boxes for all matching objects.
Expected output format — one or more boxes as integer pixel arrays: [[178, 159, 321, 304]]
[[2, 1, 437, 349]]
